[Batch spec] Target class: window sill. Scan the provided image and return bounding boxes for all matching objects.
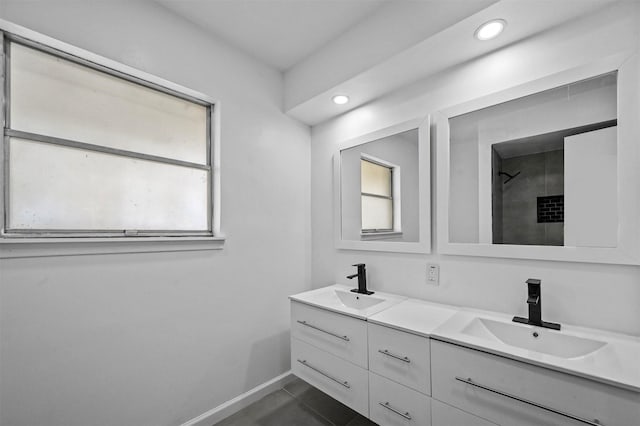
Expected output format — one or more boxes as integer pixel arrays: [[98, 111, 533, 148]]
[[360, 231, 403, 241], [0, 236, 226, 258]]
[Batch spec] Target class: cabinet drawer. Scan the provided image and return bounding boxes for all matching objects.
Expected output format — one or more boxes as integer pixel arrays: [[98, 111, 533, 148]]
[[431, 399, 497, 426], [292, 337, 369, 417], [431, 340, 640, 426], [291, 301, 368, 368], [369, 372, 431, 426], [368, 323, 431, 395]]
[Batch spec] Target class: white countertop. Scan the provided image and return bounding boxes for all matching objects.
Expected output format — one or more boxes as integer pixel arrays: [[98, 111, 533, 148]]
[[290, 285, 640, 393], [368, 298, 458, 337]]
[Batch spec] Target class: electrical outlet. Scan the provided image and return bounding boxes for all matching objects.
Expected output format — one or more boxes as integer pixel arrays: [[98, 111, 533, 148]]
[[427, 264, 439, 285]]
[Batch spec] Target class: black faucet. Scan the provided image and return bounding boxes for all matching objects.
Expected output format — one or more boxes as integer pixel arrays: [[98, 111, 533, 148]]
[[513, 279, 560, 330], [347, 263, 374, 295]]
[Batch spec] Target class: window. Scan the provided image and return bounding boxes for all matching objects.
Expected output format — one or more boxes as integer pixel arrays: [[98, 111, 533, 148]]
[[1, 35, 217, 241], [361, 156, 399, 233]]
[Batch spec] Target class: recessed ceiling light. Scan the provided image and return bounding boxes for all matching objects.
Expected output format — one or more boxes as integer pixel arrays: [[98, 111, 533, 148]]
[[332, 95, 349, 105], [474, 19, 507, 41]]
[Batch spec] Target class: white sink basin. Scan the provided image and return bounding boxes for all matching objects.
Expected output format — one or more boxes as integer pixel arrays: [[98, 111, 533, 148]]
[[461, 317, 607, 359], [335, 289, 384, 309], [289, 284, 406, 319]]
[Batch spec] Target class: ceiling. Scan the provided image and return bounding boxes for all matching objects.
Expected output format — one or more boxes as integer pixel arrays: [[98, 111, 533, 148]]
[[156, 0, 617, 126], [157, 0, 389, 71]]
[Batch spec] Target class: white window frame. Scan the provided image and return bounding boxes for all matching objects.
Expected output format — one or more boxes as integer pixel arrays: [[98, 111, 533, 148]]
[[0, 23, 224, 258]]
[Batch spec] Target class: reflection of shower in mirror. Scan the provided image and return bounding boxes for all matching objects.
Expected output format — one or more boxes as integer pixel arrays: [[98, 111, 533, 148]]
[[448, 70, 618, 249], [497, 171, 521, 184]]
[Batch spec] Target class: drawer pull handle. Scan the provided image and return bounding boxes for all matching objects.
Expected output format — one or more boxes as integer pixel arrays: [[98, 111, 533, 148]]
[[379, 401, 412, 420], [297, 320, 350, 341], [297, 359, 351, 389], [455, 377, 603, 426], [378, 349, 411, 363]]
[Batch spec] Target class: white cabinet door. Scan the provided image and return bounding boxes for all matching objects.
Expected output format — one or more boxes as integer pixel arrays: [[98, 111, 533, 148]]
[[431, 399, 497, 426], [369, 372, 431, 426], [291, 338, 369, 417], [368, 323, 431, 395], [291, 301, 368, 368], [431, 340, 640, 426]]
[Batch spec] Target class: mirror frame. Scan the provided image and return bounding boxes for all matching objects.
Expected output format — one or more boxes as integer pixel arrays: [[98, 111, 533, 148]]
[[436, 52, 640, 264], [334, 116, 431, 253]]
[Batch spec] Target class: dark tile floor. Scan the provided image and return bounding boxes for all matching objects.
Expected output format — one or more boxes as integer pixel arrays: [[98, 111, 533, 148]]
[[213, 378, 378, 426]]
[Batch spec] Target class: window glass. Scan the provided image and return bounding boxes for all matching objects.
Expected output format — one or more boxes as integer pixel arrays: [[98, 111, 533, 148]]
[[4, 41, 213, 238], [361, 159, 391, 196], [361, 159, 393, 231], [8, 138, 209, 231], [361, 196, 393, 231], [10, 43, 208, 165]]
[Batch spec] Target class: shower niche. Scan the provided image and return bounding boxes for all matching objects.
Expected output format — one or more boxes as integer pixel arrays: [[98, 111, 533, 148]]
[[436, 53, 640, 264]]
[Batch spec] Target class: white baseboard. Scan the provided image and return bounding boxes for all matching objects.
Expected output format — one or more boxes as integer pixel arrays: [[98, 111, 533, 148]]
[[180, 371, 295, 426]]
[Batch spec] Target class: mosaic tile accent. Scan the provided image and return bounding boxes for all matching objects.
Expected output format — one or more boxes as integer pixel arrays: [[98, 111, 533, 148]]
[[537, 195, 564, 223]]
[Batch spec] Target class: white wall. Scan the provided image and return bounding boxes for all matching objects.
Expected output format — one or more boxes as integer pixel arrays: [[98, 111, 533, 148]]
[[312, 2, 640, 336], [0, 2, 310, 426]]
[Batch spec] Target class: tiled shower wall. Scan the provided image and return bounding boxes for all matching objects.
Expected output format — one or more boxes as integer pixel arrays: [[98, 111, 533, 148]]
[[499, 149, 564, 246]]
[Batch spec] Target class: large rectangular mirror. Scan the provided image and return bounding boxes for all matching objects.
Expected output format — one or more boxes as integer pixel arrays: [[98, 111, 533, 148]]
[[437, 54, 640, 264], [334, 117, 430, 253]]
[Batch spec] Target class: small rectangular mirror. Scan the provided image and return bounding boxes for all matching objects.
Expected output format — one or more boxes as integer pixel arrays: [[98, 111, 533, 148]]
[[334, 117, 430, 253]]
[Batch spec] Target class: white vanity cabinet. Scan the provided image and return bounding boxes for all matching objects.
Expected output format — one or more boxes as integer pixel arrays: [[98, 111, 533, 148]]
[[290, 301, 370, 416], [290, 288, 640, 426], [431, 340, 640, 426]]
